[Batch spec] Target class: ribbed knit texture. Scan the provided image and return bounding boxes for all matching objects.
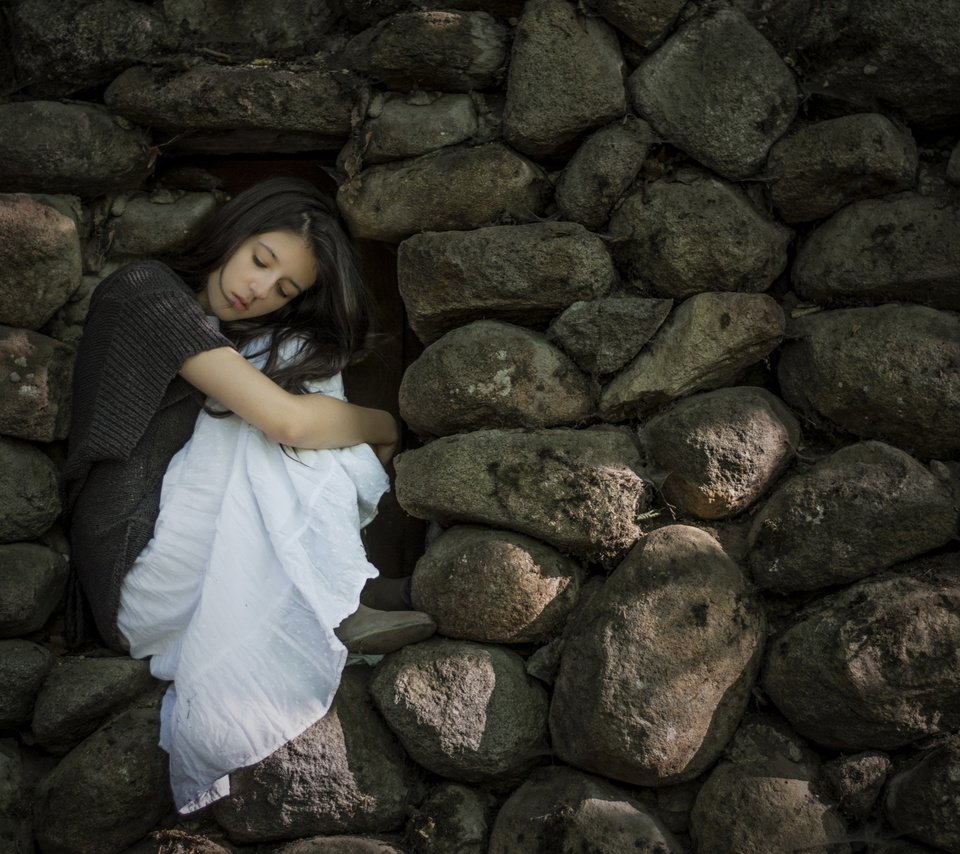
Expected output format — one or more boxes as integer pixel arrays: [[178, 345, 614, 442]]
[[64, 261, 231, 650]]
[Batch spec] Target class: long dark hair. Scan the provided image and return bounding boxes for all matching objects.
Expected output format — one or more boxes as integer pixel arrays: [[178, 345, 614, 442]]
[[170, 178, 371, 393]]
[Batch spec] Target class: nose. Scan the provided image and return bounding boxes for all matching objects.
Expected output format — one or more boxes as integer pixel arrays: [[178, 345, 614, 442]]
[[249, 276, 273, 300]]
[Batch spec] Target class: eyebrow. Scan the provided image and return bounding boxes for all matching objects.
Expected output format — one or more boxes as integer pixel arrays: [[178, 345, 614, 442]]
[[257, 240, 304, 293]]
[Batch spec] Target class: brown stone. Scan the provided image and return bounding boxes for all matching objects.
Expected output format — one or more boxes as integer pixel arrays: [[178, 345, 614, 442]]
[[0, 326, 73, 442]]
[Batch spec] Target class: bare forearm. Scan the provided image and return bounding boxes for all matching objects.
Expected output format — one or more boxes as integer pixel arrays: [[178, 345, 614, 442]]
[[283, 394, 397, 451]]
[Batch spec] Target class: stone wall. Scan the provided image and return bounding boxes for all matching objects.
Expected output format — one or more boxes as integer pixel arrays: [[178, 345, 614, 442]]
[[1, 1, 959, 852]]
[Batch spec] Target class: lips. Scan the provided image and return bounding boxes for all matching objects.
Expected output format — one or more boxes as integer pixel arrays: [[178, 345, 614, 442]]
[[230, 294, 248, 312]]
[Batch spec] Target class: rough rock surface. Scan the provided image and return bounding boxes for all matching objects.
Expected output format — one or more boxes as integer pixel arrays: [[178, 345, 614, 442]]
[[762, 559, 960, 750], [344, 10, 507, 92], [599, 292, 785, 421], [398, 222, 616, 343], [32, 657, 157, 754], [555, 117, 654, 230], [0, 741, 30, 854], [503, 0, 626, 158], [0, 641, 52, 726], [639, 386, 800, 520], [777, 304, 960, 458], [0, 102, 152, 196], [406, 783, 493, 854], [0, 544, 67, 637], [275, 838, 408, 854], [748, 441, 957, 592], [0, 194, 82, 330], [109, 191, 217, 258], [124, 828, 233, 854], [338, 143, 550, 243], [767, 114, 917, 222], [410, 525, 582, 644], [11, 0, 170, 98], [547, 297, 672, 376], [0, 327, 72, 442], [213, 667, 419, 842], [948, 143, 960, 185], [399, 321, 594, 435], [628, 8, 797, 179], [608, 169, 792, 298], [0, 438, 61, 543], [690, 718, 851, 854], [550, 526, 765, 785], [394, 428, 650, 564], [40, 269, 110, 347], [884, 738, 960, 853], [369, 639, 549, 783], [33, 706, 171, 854], [822, 751, 891, 821], [356, 92, 479, 164], [792, 194, 960, 311], [586, 0, 686, 48], [488, 766, 682, 853]]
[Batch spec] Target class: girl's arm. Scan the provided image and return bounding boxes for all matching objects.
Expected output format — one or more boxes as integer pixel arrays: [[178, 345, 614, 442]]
[[180, 346, 398, 459]]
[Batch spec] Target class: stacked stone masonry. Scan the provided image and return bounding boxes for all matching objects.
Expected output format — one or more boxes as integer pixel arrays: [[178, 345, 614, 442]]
[[0, 0, 958, 852]]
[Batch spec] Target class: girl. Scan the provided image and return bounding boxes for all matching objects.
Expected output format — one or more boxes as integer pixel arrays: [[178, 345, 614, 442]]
[[63, 178, 435, 811]]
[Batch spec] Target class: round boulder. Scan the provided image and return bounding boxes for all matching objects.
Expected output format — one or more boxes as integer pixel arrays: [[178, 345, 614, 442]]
[[369, 639, 549, 783], [0, 438, 61, 543], [608, 169, 792, 299], [399, 321, 594, 436], [778, 304, 960, 459], [639, 386, 800, 520], [0, 194, 82, 330], [109, 191, 217, 258], [550, 525, 765, 785], [762, 558, 960, 750], [488, 766, 682, 853], [410, 525, 582, 644], [0, 640, 52, 726], [0, 544, 68, 637], [746, 441, 957, 593], [586, 0, 686, 48]]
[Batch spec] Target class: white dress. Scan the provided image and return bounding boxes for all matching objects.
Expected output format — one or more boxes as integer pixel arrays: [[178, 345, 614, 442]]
[[117, 338, 389, 813]]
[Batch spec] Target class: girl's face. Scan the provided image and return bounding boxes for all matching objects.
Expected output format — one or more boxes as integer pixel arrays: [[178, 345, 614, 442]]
[[198, 230, 318, 321]]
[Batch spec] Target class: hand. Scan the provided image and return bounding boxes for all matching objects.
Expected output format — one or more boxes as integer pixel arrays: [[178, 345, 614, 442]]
[[373, 437, 398, 467]]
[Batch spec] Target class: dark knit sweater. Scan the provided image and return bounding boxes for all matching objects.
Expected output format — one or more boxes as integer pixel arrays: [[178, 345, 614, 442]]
[[64, 261, 231, 651]]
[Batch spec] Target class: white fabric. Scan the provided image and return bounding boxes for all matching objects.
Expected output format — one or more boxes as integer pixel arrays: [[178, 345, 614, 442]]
[[117, 338, 388, 813]]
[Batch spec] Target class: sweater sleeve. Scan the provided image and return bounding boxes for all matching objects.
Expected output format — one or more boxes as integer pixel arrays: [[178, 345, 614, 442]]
[[64, 261, 232, 502]]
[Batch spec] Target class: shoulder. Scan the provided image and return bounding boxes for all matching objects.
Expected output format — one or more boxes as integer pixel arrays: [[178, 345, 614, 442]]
[[93, 261, 196, 307]]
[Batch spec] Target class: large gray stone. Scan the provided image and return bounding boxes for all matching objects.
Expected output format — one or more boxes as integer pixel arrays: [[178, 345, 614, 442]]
[[399, 321, 594, 436], [0, 741, 30, 854], [32, 657, 157, 754], [338, 143, 550, 243], [33, 706, 170, 854], [792, 194, 960, 311], [767, 114, 917, 222], [369, 639, 549, 783], [410, 525, 582, 645], [762, 559, 960, 750], [0, 195, 82, 330], [608, 169, 792, 298], [488, 766, 682, 854], [398, 222, 616, 344], [0, 544, 68, 637], [0, 439, 61, 543], [628, 7, 797, 179], [690, 718, 850, 854], [639, 387, 800, 520], [0, 328, 72, 442], [394, 428, 650, 564], [547, 297, 672, 376], [884, 739, 960, 853], [109, 191, 217, 258], [0, 641, 52, 727], [503, 0, 626, 158], [10, 0, 170, 98], [599, 292, 785, 421], [555, 117, 654, 231], [406, 783, 493, 854], [777, 304, 960, 459], [344, 10, 507, 92], [213, 667, 419, 842], [550, 526, 765, 785], [586, 0, 686, 48], [0, 102, 153, 196], [747, 442, 957, 593], [105, 64, 354, 154]]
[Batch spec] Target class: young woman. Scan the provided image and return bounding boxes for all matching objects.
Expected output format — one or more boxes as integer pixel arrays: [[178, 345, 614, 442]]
[[63, 178, 435, 812]]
